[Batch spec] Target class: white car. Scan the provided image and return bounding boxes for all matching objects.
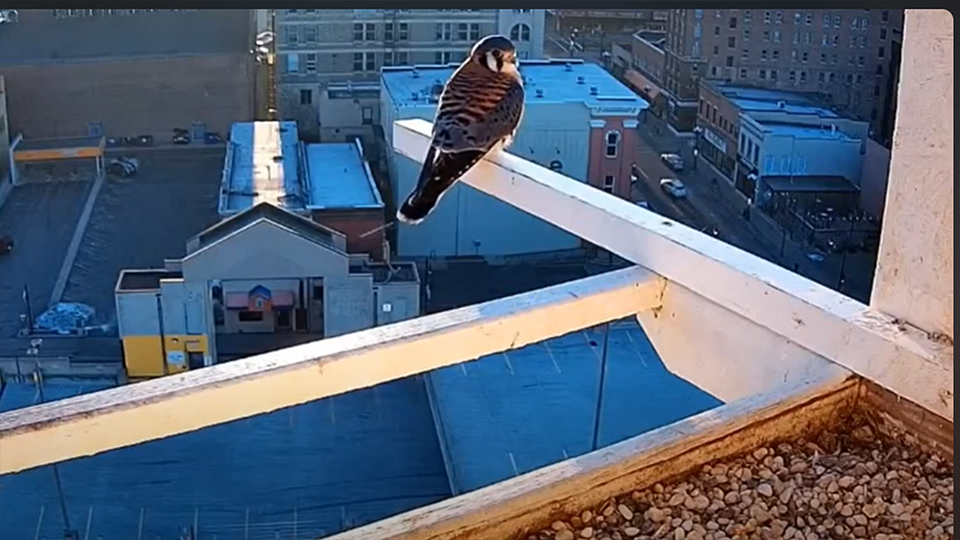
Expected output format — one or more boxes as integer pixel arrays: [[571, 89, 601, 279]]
[[660, 153, 685, 171], [659, 178, 688, 198]]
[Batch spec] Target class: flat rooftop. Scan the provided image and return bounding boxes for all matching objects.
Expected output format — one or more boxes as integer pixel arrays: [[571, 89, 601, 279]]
[[428, 320, 721, 493], [14, 136, 104, 151], [759, 121, 857, 141], [116, 269, 183, 292], [305, 142, 384, 210], [711, 83, 839, 118], [0, 10, 251, 65], [220, 121, 305, 216], [0, 376, 450, 540], [382, 59, 648, 110]]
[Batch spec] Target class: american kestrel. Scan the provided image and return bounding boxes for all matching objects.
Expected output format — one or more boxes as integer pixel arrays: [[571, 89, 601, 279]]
[[397, 34, 525, 225]]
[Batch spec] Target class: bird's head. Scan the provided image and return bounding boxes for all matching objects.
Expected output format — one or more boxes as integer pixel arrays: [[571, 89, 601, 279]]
[[470, 34, 518, 74]]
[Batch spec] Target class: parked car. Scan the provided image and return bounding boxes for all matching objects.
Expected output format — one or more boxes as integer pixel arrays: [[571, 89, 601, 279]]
[[660, 153, 685, 172], [172, 128, 190, 145], [659, 178, 688, 198], [107, 156, 139, 178]]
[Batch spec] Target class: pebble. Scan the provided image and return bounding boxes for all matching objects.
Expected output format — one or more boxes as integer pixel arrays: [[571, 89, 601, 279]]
[[530, 423, 952, 540]]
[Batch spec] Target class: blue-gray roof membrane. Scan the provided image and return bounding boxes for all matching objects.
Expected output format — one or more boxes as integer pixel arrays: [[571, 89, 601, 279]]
[[305, 143, 384, 210], [0, 377, 450, 540], [382, 60, 648, 110], [426, 320, 722, 494], [222, 121, 304, 215]]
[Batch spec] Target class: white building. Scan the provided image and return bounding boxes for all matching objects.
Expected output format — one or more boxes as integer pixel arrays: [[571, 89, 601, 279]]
[[381, 59, 647, 259]]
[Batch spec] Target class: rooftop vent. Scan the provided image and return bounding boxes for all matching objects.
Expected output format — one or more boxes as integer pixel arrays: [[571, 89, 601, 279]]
[[412, 68, 420, 78], [576, 76, 585, 85], [777, 100, 786, 109], [535, 88, 544, 98], [411, 92, 419, 101], [589, 86, 599, 96], [564, 62, 573, 71]]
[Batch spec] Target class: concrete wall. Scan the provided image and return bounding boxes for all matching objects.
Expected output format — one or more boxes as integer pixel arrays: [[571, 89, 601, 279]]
[[116, 290, 166, 378], [374, 281, 421, 325], [1, 54, 254, 139], [871, 9, 953, 341], [323, 274, 374, 337]]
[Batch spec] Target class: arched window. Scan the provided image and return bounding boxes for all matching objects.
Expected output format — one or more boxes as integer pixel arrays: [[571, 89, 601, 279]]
[[604, 131, 621, 158], [510, 23, 531, 42]]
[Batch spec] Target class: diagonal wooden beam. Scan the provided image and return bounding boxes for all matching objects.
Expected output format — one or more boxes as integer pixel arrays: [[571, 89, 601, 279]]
[[0, 267, 663, 475]]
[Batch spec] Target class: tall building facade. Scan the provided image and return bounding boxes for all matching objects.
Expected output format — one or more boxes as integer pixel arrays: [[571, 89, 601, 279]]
[[0, 9, 255, 140], [661, 8, 903, 145], [274, 9, 546, 141]]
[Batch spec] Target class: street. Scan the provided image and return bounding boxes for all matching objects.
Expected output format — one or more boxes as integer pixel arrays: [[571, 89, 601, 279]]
[[629, 114, 876, 303]]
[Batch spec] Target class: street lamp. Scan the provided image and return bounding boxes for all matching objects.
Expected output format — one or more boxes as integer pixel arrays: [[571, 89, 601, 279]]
[[691, 126, 703, 171]]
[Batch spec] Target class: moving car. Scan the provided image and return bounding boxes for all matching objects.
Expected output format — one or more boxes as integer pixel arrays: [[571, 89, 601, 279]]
[[660, 153, 685, 172], [659, 178, 688, 199], [107, 157, 139, 178]]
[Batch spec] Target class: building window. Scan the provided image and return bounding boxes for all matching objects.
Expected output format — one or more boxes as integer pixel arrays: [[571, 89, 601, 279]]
[[763, 10, 771, 24], [738, 67, 747, 78], [285, 26, 299, 45], [801, 51, 808, 63], [880, 28, 887, 40], [878, 46, 885, 58], [303, 26, 317, 43], [873, 85, 881, 96], [876, 63, 884, 75], [399, 23, 409, 41], [726, 56, 734, 67], [833, 14, 841, 27], [299, 89, 312, 105], [286, 54, 300, 73], [510, 23, 531, 42], [822, 14, 830, 27], [818, 72, 826, 83], [238, 310, 264, 322], [743, 28, 751, 40], [435, 51, 457, 64], [763, 30, 770, 42], [744, 10, 752, 23], [800, 71, 807, 84], [773, 30, 781, 43], [713, 45, 719, 55], [604, 131, 621, 158], [729, 16, 737, 29], [821, 33, 829, 46], [384, 22, 394, 41], [820, 52, 827, 63], [794, 12, 801, 25], [436, 22, 453, 41], [772, 49, 780, 61], [305, 53, 317, 72], [774, 11, 783, 24], [362, 106, 374, 125], [383, 51, 394, 66], [761, 49, 768, 61], [353, 23, 363, 41], [354, 52, 375, 72], [728, 36, 736, 48], [805, 13, 813, 25], [365, 23, 376, 41], [602, 175, 616, 194], [881, 10, 889, 23], [759, 68, 767, 79], [714, 26, 720, 36], [397, 51, 409, 65]]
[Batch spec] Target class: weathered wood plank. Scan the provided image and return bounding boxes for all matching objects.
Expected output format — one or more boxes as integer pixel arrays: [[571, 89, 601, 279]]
[[393, 119, 953, 422], [327, 369, 857, 540], [0, 267, 664, 475]]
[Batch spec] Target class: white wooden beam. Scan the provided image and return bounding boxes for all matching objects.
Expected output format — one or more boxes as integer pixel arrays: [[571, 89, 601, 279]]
[[394, 119, 953, 421], [0, 267, 663, 475], [638, 281, 849, 403]]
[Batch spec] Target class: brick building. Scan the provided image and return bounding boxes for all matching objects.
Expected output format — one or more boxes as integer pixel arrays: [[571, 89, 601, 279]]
[[659, 9, 903, 145], [0, 9, 255, 140]]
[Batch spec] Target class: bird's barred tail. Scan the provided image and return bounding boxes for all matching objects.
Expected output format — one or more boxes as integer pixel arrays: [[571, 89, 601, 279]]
[[397, 148, 486, 225]]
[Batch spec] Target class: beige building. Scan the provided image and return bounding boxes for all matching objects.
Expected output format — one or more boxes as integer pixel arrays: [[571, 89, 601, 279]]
[[274, 9, 546, 141], [658, 9, 903, 144], [0, 9, 255, 140]]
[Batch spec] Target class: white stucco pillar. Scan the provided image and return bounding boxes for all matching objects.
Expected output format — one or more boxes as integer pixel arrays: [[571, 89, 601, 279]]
[[870, 9, 953, 341]]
